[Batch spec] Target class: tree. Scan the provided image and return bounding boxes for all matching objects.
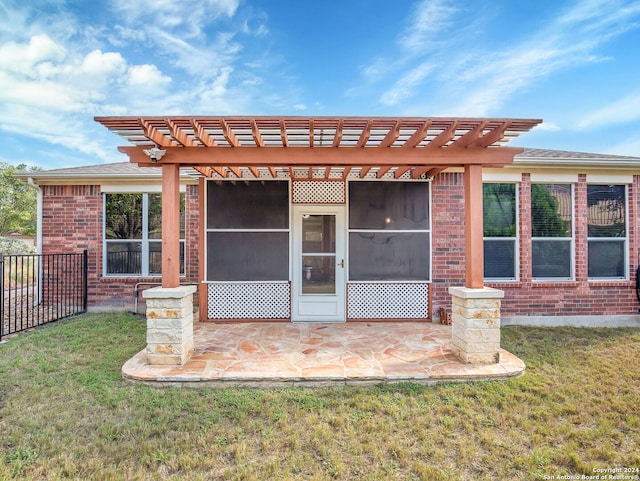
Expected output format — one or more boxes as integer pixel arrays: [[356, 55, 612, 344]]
[[0, 163, 40, 236], [531, 184, 570, 237]]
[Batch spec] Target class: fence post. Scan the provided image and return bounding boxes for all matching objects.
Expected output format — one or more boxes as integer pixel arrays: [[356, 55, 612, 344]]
[[82, 249, 88, 313]]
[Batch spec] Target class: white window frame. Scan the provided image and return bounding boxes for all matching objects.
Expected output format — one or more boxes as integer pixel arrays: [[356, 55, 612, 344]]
[[483, 182, 520, 282], [587, 184, 629, 281], [531, 183, 575, 281], [103, 192, 185, 278]]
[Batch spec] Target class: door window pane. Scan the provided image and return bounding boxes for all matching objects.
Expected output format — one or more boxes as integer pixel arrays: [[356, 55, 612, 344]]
[[302, 256, 336, 294], [302, 215, 335, 253]]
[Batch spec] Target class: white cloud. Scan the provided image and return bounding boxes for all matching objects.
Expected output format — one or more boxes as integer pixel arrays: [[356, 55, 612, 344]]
[[399, 0, 459, 53], [578, 91, 640, 129], [126, 64, 172, 87], [435, 0, 640, 116], [82, 49, 126, 77], [111, 0, 240, 38], [0, 34, 66, 76], [380, 63, 435, 106]]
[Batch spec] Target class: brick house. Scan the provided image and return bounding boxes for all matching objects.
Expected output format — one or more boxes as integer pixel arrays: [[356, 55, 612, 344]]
[[19, 116, 640, 331]]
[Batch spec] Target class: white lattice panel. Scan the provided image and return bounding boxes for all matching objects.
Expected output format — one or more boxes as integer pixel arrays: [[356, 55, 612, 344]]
[[292, 181, 345, 204], [207, 282, 290, 319], [347, 283, 429, 319]]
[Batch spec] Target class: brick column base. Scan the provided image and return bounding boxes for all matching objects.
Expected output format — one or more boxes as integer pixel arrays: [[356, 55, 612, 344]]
[[448, 286, 504, 364], [142, 286, 197, 366]]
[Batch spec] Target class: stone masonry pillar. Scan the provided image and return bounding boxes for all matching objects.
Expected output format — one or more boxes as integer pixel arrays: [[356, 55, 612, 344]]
[[142, 285, 197, 366], [448, 286, 504, 364]]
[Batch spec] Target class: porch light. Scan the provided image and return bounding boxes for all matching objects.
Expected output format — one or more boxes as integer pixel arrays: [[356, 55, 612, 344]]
[[143, 147, 166, 162]]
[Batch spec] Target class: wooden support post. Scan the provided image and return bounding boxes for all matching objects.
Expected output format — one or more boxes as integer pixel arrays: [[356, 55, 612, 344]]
[[464, 164, 484, 288], [162, 164, 181, 288]]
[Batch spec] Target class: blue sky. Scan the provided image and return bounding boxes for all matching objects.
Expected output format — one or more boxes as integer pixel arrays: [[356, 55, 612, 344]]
[[1, 0, 640, 170]]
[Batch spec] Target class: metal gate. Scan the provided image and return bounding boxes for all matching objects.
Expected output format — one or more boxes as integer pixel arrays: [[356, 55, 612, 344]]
[[1, 250, 88, 340]]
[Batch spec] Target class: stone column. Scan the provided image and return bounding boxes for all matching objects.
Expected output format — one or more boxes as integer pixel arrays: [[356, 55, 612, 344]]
[[448, 286, 504, 364], [143, 285, 197, 366]]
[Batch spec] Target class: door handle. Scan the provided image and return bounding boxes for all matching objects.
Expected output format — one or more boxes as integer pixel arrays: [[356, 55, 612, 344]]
[[339, 259, 344, 268]]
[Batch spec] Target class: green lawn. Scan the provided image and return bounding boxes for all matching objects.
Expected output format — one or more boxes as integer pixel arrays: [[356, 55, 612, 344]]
[[1, 313, 639, 480]]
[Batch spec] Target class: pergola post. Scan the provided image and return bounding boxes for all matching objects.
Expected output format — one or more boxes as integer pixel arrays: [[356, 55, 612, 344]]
[[136, 163, 195, 366], [162, 163, 181, 288], [449, 163, 503, 364], [464, 164, 484, 289]]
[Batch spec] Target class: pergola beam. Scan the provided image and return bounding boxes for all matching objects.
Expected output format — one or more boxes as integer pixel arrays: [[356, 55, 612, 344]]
[[119, 145, 524, 167]]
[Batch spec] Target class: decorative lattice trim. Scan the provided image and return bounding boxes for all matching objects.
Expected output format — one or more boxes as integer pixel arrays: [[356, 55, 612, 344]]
[[347, 283, 429, 319], [207, 282, 291, 319], [292, 181, 346, 204]]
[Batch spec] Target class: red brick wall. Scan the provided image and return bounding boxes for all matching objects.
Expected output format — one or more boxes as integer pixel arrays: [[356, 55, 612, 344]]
[[484, 174, 639, 317], [41, 175, 639, 318], [431, 172, 466, 313], [41, 184, 200, 312]]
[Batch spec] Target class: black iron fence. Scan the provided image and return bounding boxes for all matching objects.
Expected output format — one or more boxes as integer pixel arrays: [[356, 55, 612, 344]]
[[1, 250, 88, 340]]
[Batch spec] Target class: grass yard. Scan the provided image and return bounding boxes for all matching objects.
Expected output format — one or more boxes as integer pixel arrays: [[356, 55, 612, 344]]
[[0, 314, 639, 480]]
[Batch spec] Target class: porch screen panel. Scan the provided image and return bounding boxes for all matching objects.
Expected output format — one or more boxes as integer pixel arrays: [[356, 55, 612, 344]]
[[348, 182, 430, 281], [207, 232, 289, 281], [349, 233, 430, 281], [207, 181, 289, 229], [206, 181, 289, 281]]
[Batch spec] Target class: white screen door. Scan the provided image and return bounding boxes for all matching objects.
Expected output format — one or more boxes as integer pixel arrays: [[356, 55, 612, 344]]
[[292, 205, 345, 322]]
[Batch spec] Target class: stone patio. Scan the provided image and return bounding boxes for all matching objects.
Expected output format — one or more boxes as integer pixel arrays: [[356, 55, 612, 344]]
[[122, 321, 525, 388]]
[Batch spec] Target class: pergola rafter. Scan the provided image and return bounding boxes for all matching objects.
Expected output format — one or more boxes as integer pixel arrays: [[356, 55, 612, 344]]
[[95, 115, 541, 289]]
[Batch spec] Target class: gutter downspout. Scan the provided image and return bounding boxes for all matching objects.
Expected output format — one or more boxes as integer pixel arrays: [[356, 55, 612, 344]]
[[27, 177, 43, 254], [27, 178, 43, 307]]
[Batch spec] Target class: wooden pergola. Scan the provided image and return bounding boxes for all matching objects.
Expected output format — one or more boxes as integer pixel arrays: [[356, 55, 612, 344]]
[[95, 115, 541, 291]]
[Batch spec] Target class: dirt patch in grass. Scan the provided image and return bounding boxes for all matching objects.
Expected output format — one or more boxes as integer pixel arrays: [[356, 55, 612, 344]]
[[1, 314, 639, 480]]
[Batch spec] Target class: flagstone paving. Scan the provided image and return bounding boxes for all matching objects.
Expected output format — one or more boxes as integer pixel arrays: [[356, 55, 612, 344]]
[[122, 322, 525, 387]]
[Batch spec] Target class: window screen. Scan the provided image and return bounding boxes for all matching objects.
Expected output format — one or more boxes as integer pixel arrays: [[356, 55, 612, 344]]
[[483, 183, 517, 280], [531, 184, 573, 279], [587, 185, 627, 279]]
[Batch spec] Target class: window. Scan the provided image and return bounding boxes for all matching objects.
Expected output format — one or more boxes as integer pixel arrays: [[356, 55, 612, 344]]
[[531, 184, 573, 279], [104, 193, 185, 276], [348, 182, 430, 281], [587, 185, 627, 279], [206, 181, 289, 281], [483, 183, 517, 280]]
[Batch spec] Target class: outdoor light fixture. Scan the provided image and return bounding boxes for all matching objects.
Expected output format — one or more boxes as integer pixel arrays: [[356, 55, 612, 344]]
[[143, 147, 167, 162]]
